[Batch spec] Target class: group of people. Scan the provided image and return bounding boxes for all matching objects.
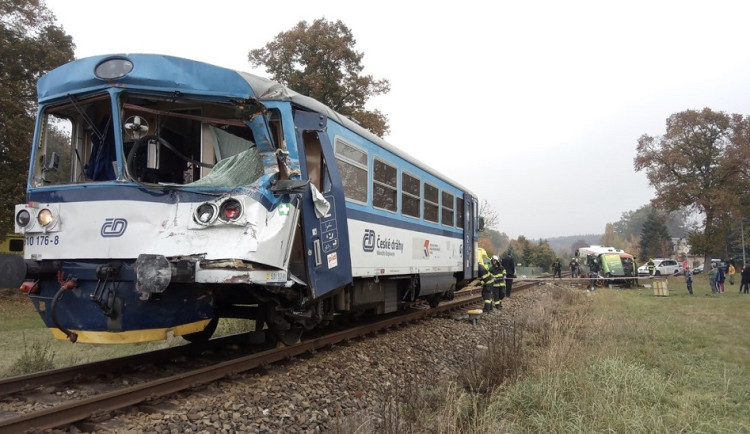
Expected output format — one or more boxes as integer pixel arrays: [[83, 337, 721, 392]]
[[477, 254, 516, 313], [687, 259, 750, 295]]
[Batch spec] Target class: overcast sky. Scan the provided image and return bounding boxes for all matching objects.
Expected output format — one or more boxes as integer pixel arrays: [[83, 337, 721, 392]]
[[44, 0, 750, 239]]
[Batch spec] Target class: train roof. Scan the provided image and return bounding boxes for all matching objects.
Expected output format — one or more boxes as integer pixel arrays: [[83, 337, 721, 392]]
[[38, 53, 476, 197]]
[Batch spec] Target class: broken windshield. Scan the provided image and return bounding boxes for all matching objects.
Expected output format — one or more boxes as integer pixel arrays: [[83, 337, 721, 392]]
[[32, 93, 272, 189]]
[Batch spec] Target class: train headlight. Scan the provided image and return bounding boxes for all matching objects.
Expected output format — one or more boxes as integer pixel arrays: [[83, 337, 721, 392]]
[[37, 208, 54, 227], [95, 57, 134, 80], [219, 199, 242, 222], [193, 203, 218, 225], [16, 210, 31, 227]]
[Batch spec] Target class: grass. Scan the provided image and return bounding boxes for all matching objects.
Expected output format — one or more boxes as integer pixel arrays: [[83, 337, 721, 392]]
[[360, 274, 750, 433], [0, 289, 176, 377], [0, 289, 254, 378], [494, 276, 750, 433], [4, 275, 750, 432]]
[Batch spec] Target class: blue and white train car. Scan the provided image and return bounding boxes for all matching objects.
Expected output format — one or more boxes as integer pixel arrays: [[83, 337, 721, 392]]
[[9, 54, 481, 344]]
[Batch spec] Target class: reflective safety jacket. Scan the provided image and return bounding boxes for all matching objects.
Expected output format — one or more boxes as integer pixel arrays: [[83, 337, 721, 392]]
[[489, 264, 506, 287], [478, 263, 494, 286]]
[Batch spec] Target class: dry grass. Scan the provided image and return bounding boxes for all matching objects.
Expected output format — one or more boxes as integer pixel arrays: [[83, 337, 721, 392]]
[[364, 279, 750, 433]]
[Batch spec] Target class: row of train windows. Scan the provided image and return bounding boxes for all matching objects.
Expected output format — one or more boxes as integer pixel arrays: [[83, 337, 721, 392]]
[[334, 138, 464, 228]]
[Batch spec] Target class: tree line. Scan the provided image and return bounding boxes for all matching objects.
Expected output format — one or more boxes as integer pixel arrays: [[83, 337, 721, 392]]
[[1, 4, 748, 268]]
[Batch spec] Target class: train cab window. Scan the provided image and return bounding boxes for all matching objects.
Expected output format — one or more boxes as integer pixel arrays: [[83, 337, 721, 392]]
[[334, 138, 368, 203], [442, 191, 455, 226], [372, 158, 397, 212], [32, 93, 268, 188], [33, 96, 113, 186], [401, 172, 420, 218], [456, 197, 465, 227], [424, 183, 439, 223], [121, 95, 263, 186]]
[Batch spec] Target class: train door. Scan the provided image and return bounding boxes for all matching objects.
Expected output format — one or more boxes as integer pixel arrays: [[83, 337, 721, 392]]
[[292, 111, 352, 298], [463, 194, 477, 278]]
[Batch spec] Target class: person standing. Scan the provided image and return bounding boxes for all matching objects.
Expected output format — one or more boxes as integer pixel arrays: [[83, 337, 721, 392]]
[[588, 257, 600, 290], [647, 258, 656, 277], [623, 258, 635, 288], [708, 262, 719, 296], [478, 260, 495, 312], [684, 267, 693, 295], [741, 264, 750, 294], [501, 253, 515, 298], [728, 262, 736, 286], [552, 259, 562, 279], [717, 264, 726, 293], [569, 258, 579, 278], [489, 256, 506, 311]]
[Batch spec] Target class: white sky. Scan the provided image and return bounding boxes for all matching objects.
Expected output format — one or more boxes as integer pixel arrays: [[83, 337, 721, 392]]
[[44, 0, 750, 239]]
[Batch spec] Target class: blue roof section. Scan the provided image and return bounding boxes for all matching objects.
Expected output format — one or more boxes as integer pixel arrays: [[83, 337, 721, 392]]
[[37, 54, 256, 102], [37, 53, 477, 197]]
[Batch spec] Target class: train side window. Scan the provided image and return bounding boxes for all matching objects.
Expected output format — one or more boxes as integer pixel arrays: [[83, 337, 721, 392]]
[[424, 183, 439, 223], [401, 172, 420, 218], [334, 138, 368, 203], [442, 191, 455, 226], [33, 114, 74, 186], [456, 197, 464, 227], [372, 158, 397, 212]]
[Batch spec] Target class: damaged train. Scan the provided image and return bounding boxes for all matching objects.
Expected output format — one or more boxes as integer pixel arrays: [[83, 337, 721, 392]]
[[6, 54, 482, 345]]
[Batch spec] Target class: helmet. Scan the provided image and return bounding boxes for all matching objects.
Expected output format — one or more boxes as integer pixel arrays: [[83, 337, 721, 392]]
[[492, 255, 499, 261]]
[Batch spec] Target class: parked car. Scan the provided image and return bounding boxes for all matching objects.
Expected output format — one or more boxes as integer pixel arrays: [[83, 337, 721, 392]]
[[637, 259, 683, 276], [693, 259, 723, 274]]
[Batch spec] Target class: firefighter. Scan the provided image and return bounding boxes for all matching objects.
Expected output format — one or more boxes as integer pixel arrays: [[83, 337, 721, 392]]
[[489, 256, 506, 311], [647, 258, 655, 277], [478, 259, 495, 312]]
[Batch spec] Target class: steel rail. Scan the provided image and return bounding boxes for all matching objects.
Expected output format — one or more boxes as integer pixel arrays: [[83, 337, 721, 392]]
[[0, 296, 481, 432], [0, 277, 557, 432]]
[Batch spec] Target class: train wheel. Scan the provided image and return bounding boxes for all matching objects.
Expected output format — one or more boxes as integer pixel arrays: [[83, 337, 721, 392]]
[[274, 326, 303, 346], [428, 294, 441, 308], [183, 317, 218, 343]]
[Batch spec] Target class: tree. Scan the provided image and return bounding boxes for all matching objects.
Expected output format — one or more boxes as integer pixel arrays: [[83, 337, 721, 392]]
[[600, 223, 624, 249], [639, 210, 673, 260], [570, 239, 589, 252], [515, 236, 533, 267], [478, 199, 500, 231], [634, 108, 747, 264], [248, 18, 390, 136], [532, 239, 556, 270], [0, 0, 74, 239], [477, 228, 509, 257]]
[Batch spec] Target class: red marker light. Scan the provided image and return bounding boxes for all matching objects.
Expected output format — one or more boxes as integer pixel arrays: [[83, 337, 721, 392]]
[[219, 199, 242, 221]]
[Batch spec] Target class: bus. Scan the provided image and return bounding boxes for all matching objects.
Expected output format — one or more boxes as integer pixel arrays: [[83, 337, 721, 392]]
[[575, 245, 637, 287]]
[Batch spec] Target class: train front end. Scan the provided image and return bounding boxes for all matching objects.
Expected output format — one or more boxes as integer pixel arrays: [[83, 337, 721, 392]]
[[11, 55, 309, 344]]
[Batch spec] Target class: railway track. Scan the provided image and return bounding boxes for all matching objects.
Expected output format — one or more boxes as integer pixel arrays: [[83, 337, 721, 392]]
[[0, 277, 551, 432]]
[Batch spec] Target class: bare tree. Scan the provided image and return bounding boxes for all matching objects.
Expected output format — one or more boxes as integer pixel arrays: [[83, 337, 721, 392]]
[[479, 199, 499, 231]]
